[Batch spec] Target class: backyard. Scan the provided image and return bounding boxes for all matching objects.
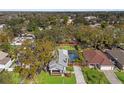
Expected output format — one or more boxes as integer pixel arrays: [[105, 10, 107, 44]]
[[59, 45, 75, 50], [115, 71, 124, 83], [34, 71, 76, 84], [82, 67, 110, 84], [59, 45, 84, 63]]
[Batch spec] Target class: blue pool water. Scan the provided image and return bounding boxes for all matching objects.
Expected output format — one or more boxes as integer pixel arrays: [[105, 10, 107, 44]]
[[68, 50, 79, 62]]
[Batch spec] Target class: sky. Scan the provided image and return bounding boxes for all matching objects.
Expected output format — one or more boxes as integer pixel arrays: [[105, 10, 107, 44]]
[[0, 0, 124, 11]]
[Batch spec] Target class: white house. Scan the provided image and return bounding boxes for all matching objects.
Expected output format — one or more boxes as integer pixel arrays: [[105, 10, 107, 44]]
[[11, 37, 25, 46], [49, 49, 68, 75], [90, 23, 101, 28], [11, 33, 35, 46], [0, 24, 6, 31], [0, 51, 14, 71], [84, 16, 97, 21], [67, 17, 73, 25]]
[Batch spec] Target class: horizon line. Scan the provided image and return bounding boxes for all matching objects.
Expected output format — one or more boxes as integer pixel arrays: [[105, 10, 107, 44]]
[[0, 9, 124, 12]]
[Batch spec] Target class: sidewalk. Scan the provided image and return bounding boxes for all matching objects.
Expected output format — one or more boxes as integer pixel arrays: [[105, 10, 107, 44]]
[[103, 70, 122, 84], [73, 66, 86, 84]]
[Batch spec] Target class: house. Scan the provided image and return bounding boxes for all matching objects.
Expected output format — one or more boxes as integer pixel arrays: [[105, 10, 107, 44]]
[[49, 49, 68, 75], [0, 24, 6, 31], [84, 16, 97, 21], [11, 33, 35, 46], [67, 16, 74, 25], [0, 51, 14, 71], [11, 37, 25, 46], [83, 49, 114, 70], [105, 48, 124, 69], [90, 23, 101, 28], [38, 27, 43, 31]]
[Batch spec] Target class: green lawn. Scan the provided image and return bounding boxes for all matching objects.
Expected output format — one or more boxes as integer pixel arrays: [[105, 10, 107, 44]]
[[115, 71, 124, 83], [82, 67, 110, 84], [34, 71, 76, 84], [0, 71, 21, 84], [11, 72, 21, 84], [59, 45, 75, 50]]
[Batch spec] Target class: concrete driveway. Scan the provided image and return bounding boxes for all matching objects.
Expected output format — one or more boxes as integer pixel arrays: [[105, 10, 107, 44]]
[[73, 66, 86, 84], [103, 70, 122, 84]]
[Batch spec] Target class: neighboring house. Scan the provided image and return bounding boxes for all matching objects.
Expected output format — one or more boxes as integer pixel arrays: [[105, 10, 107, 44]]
[[67, 19, 73, 25], [84, 16, 97, 21], [0, 24, 5, 31], [84, 16, 99, 25], [66, 16, 74, 25], [90, 23, 101, 28], [38, 27, 43, 31], [11, 37, 25, 46], [0, 51, 14, 71], [11, 33, 35, 46], [105, 48, 124, 69], [49, 49, 68, 75], [83, 49, 114, 70]]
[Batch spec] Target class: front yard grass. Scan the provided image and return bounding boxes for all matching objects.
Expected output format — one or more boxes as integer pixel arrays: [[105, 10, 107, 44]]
[[115, 71, 124, 83], [11, 72, 21, 84], [34, 71, 76, 84], [82, 67, 110, 84], [0, 71, 21, 84]]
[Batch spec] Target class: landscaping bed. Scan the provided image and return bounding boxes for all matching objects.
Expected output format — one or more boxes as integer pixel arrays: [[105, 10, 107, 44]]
[[34, 71, 76, 84], [82, 67, 110, 84], [115, 71, 124, 83], [66, 66, 74, 72]]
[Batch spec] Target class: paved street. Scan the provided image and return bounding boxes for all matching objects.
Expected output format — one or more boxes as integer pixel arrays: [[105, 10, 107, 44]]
[[103, 70, 122, 84], [73, 66, 86, 84]]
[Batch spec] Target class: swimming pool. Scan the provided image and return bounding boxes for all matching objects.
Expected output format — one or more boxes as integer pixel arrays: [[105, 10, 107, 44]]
[[68, 50, 79, 62]]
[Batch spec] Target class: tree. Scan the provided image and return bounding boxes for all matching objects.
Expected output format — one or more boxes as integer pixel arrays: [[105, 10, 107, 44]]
[[15, 38, 55, 79], [0, 32, 10, 44], [34, 38, 55, 66], [101, 21, 108, 29], [75, 26, 117, 49], [6, 18, 25, 36], [0, 30, 15, 53]]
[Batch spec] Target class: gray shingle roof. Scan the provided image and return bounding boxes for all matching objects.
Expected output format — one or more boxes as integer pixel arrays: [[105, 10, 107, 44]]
[[106, 48, 124, 65], [49, 49, 68, 71], [49, 63, 64, 71], [58, 49, 67, 67], [0, 57, 11, 65], [0, 51, 8, 60]]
